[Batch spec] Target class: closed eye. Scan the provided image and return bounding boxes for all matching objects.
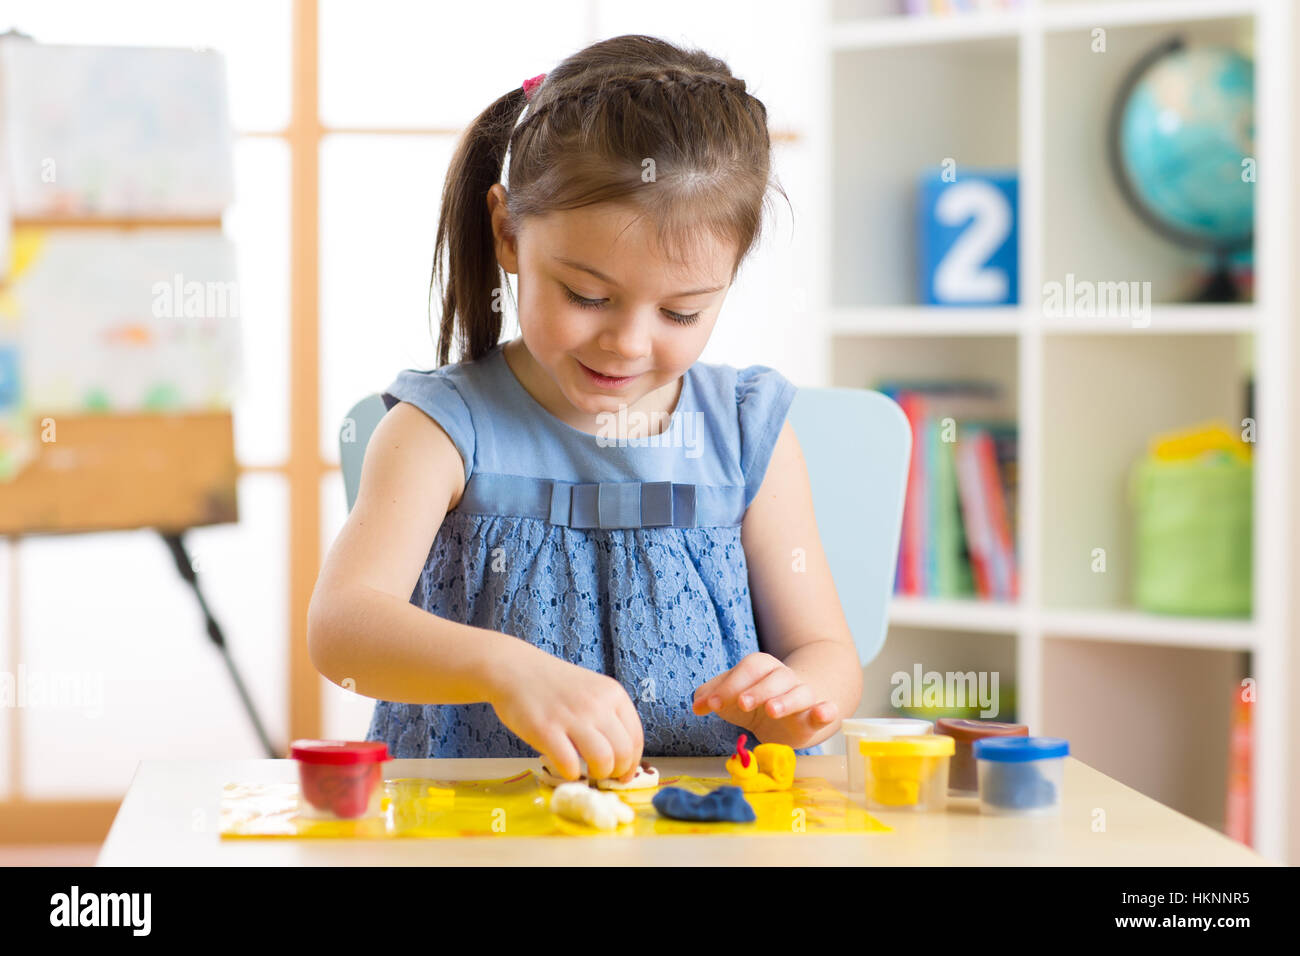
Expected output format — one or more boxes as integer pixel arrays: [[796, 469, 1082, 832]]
[[562, 285, 700, 326]]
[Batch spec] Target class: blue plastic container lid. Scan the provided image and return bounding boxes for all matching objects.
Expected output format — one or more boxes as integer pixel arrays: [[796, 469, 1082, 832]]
[[973, 736, 1069, 762]]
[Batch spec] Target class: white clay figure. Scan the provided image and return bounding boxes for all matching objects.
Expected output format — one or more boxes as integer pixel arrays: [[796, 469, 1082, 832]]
[[550, 782, 635, 830]]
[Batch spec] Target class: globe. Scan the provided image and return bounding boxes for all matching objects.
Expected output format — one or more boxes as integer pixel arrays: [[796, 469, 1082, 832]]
[[1108, 39, 1255, 299]]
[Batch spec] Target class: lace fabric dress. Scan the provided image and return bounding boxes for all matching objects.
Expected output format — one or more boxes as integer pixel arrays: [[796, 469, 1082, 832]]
[[365, 341, 824, 758]]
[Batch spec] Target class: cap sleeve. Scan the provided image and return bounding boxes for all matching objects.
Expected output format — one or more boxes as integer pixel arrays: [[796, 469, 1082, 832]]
[[736, 364, 797, 510], [381, 369, 475, 483]]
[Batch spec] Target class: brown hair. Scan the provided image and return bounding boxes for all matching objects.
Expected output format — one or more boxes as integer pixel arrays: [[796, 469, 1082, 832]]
[[430, 34, 788, 367]]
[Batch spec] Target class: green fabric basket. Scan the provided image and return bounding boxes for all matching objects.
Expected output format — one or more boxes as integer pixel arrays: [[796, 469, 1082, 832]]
[[1130, 454, 1252, 616]]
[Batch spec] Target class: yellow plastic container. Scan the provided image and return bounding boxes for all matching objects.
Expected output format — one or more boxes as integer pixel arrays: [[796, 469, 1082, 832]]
[[858, 735, 955, 812]]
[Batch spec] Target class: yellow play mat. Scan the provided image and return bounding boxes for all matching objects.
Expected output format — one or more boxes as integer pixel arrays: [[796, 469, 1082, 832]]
[[219, 770, 890, 838]]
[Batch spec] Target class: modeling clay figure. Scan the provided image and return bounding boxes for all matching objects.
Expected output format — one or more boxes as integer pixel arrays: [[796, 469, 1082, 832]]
[[549, 782, 635, 830], [725, 734, 795, 792]]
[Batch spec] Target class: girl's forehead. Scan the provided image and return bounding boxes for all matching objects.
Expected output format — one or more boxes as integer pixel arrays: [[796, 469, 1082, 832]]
[[527, 206, 735, 285]]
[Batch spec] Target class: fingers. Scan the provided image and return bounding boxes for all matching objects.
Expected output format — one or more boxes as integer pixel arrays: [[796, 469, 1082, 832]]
[[615, 697, 645, 782], [691, 655, 842, 748], [691, 672, 726, 715], [762, 683, 824, 720], [783, 699, 840, 734], [811, 700, 839, 725], [540, 732, 584, 782], [570, 708, 640, 782], [599, 712, 637, 782], [694, 653, 781, 715], [567, 723, 617, 782], [738, 667, 802, 714]]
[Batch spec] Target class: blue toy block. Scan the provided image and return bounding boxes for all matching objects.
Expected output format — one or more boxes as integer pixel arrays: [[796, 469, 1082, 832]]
[[917, 168, 1019, 306]]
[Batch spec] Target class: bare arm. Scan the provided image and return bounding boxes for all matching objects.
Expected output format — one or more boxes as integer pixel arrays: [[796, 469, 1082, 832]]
[[309, 398, 645, 780], [696, 420, 862, 747], [744, 420, 861, 707], [307, 400, 533, 705]]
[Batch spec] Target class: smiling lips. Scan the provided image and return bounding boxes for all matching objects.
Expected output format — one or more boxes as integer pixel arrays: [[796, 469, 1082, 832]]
[[579, 360, 642, 384]]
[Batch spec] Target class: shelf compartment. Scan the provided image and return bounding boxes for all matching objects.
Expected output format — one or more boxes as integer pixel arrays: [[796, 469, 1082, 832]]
[[865, 624, 1018, 721], [1039, 332, 1251, 612], [1042, 636, 1246, 836], [832, 39, 1018, 307], [830, 332, 1020, 405], [1040, 14, 1257, 306]]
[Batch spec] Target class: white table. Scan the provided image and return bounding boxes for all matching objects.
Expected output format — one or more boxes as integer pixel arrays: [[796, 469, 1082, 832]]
[[97, 756, 1269, 865]]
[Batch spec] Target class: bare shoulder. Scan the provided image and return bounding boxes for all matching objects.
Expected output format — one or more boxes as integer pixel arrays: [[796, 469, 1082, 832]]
[[746, 421, 809, 510], [313, 399, 468, 605], [363, 399, 467, 514]]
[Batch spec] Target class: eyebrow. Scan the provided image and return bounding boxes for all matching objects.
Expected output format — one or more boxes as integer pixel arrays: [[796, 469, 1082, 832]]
[[552, 256, 724, 297]]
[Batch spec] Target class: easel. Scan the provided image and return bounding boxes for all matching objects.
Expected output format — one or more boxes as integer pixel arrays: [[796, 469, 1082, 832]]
[[0, 403, 278, 758], [0, 35, 279, 758]]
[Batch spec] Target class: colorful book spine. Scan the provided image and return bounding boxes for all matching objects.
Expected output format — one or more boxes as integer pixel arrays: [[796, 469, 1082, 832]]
[[954, 435, 992, 597], [934, 431, 974, 597], [877, 382, 1016, 601], [975, 430, 1017, 599], [897, 391, 929, 596]]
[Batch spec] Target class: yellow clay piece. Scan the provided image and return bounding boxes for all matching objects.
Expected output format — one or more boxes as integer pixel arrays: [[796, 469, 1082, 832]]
[[755, 743, 796, 789], [727, 741, 796, 792], [868, 755, 925, 806]]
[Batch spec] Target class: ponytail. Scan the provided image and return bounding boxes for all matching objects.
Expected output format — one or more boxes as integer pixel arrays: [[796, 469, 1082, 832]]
[[431, 86, 529, 367]]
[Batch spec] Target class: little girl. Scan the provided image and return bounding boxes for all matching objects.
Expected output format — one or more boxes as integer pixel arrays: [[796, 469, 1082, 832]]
[[309, 35, 861, 785]]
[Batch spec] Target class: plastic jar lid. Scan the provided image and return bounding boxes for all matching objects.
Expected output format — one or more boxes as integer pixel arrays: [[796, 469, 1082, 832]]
[[973, 736, 1069, 762], [842, 717, 933, 736], [859, 734, 954, 757], [290, 739, 391, 765], [935, 718, 1028, 740]]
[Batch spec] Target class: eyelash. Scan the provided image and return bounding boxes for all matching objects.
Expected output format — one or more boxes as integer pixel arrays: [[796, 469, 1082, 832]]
[[563, 286, 701, 326]]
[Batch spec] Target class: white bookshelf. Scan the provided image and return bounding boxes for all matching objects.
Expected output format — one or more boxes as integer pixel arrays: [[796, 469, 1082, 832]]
[[819, 0, 1294, 861]]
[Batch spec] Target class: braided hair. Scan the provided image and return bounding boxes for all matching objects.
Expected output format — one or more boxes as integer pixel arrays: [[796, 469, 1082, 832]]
[[430, 35, 786, 367]]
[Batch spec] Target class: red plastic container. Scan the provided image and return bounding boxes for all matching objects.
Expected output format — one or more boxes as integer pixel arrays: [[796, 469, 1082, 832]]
[[290, 740, 391, 819]]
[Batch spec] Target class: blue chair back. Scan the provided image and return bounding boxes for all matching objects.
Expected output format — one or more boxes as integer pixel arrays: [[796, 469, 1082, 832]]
[[785, 388, 911, 666], [339, 387, 909, 666]]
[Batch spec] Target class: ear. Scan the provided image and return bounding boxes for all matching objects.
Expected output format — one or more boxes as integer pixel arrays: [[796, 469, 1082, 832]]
[[487, 183, 519, 274]]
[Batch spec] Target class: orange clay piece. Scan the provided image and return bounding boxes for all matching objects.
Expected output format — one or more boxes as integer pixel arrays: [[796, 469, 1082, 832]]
[[725, 734, 795, 792]]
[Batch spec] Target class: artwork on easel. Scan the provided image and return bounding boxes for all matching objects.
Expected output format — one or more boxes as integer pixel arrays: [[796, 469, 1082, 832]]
[[0, 37, 235, 222], [0, 37, 240, 486], [7, 228, 241, 414]]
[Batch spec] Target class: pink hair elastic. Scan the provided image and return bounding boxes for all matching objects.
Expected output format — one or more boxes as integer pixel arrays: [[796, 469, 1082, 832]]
[[522, 73, 546, 101]]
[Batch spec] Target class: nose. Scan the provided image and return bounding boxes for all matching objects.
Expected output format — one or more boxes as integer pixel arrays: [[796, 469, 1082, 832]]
[[595, 310, 654, 364]]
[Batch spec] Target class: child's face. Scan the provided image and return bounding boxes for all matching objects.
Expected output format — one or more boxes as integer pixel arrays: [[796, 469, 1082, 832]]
[[489, 185, 734, 420]]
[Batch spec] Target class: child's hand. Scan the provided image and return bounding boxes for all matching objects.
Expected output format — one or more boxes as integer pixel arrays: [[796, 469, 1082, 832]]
[[490, 644, 644, 784], [692, 652, 839, 749]]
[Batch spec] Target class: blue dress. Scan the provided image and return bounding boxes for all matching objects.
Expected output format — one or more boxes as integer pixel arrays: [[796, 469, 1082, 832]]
[[365, 341, 824, 758]]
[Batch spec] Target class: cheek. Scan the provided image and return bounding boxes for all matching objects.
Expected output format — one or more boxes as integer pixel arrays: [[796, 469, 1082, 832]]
[[518, 303, 585, 357], [669, 316, 715, 358]]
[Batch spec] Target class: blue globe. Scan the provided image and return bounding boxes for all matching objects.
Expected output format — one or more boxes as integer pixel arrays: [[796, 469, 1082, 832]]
[[1115, 44, 1254, 249]]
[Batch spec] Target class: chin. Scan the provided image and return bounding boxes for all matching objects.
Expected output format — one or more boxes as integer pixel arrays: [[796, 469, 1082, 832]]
[[571, 387, 629, 414]]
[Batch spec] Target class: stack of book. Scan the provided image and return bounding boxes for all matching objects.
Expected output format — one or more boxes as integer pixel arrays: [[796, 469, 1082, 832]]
[[875, 380, 1019, 601], [901, 0, 1024, 15]]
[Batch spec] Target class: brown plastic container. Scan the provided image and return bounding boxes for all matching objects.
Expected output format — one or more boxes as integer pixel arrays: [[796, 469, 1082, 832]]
[[935, 719, 1028, 794]]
